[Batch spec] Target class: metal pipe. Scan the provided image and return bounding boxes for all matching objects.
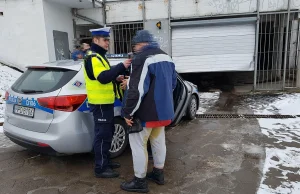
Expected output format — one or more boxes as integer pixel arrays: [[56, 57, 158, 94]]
[[278, 15, 285, 80], [282, 0, 291, 90], [295, 15, 300, 87], [72, 9, 103, 26], [253, 0, 260, 90], [102, 0, 107, 27], [73, 18, 77, 41], [92, 0, 96, 8], [142, 0, 146, 27], [168, 0, 172, 56]]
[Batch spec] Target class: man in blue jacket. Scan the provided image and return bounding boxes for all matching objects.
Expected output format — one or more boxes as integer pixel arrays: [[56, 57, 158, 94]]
[[71, 45, 84, 61], [121, 30, 177, 193]]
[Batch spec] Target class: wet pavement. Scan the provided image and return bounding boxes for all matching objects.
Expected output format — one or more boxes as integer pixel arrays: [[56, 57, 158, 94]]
[[0, 118, 265, 194], [0, 92, 299, 194]]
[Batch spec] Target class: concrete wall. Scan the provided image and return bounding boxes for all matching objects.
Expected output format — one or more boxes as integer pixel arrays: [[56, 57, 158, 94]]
[[43, 0, 74, 61], [145, 19, 170, 54], [75, 8, 104, 25], [0, 0, 49, 70], [102, 0, 300, 24]]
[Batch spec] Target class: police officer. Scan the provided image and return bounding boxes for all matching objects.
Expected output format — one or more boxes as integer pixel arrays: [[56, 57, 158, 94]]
[[83, 27, 131, 178]]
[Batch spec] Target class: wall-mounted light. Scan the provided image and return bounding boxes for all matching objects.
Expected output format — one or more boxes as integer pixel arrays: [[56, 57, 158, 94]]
[[156, 21, 162, 29]]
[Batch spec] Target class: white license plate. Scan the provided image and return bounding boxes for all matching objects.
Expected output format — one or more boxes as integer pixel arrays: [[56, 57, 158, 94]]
[[13, 105, 35, 118]]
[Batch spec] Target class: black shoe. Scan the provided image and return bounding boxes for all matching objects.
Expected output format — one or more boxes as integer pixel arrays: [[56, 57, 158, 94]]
[[95, 168, 119, 178], [109, 161, 121, 169], [146, 168, 165, 185], [120, 176, 149, 193]]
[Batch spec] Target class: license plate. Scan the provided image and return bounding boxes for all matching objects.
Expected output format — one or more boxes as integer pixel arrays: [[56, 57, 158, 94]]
[[13, 105, 35, 118]]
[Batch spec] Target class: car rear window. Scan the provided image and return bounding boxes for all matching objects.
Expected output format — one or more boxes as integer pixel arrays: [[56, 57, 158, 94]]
[[12, 68, 78, 94]]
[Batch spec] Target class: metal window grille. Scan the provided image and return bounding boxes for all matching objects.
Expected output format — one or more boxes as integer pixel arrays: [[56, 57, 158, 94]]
[[255, 12, 300, 90], [108, 23, 143, 54]]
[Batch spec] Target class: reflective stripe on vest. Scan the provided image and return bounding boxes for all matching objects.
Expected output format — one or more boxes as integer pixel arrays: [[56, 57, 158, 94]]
[[83, 52, 115, 105]]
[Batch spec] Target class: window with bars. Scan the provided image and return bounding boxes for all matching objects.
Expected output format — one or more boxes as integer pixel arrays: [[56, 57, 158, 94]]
[[109, 23, 143, 54]]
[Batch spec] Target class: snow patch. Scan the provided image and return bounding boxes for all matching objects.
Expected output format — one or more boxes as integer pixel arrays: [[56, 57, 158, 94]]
[[248, 93, 300, 115], [0, 64, 22, 131], [197, 92, 220, 114], [253, 94, 300, 194]]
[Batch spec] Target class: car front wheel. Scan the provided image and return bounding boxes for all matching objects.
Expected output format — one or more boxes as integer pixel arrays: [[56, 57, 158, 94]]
[[186, 95, 198, 120], [110, 117, 129, 158]]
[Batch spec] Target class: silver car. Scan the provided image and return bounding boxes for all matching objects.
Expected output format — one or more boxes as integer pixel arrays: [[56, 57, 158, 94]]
[[3, 59, 199, 158]]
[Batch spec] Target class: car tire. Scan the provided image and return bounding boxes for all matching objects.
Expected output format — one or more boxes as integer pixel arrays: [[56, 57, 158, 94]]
[[186, 95, 198, 120], [110, 117, 129, 158]]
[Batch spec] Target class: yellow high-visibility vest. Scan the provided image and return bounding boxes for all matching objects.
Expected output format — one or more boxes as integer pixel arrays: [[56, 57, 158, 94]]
[[83, 51, 115, 105]]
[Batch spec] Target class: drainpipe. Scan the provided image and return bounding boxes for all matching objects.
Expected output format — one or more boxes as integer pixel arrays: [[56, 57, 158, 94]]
[[102, 0, 107, 27], [253, 0, 260, 90], [72, 8, 104, 26], [73, 18, 77, 43], [142, 0, 146, 27], [168, 0, 172, 56], [296, 20, 300, 87], [282, 0, 291, 90]]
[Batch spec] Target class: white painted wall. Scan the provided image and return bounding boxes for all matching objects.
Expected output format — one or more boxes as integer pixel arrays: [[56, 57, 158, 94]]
[[106, 1, 143, 23], [103, 0, 300, 23], [0, 0, 49, 70], [145, 0, 168, 20], [43, 0, 74, 61], [171, 0, 257, 18]]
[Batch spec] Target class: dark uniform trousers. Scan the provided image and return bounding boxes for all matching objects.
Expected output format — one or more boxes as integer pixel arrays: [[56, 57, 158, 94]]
[[89, 104, 114, 173]]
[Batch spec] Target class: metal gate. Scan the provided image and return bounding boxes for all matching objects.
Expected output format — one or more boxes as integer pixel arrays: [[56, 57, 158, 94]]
[[255, 11, 300, 90], [108, 23, 143, 54]]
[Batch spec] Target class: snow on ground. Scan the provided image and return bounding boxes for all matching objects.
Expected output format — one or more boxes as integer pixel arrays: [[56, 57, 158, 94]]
[[197, 92, 220, 114], [0, 64, 22, 124], [245, 93, 300, 115], [249, 94, 300, 194]]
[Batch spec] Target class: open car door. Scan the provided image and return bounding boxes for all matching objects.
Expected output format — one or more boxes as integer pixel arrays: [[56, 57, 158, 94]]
[[170, 73, 188, 126]]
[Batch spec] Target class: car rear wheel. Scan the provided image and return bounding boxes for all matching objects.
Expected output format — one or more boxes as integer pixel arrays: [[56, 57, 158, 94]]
[[110, 117, 129, 158], [186, 95, 198, 120]]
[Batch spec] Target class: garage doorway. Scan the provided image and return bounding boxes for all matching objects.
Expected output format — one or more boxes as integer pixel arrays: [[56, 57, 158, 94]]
[[256, 12, 300, 90]]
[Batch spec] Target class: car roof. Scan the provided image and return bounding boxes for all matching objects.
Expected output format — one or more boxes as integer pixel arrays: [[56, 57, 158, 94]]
[[25, 58, 124, 71], [26, 60, 83, 71]]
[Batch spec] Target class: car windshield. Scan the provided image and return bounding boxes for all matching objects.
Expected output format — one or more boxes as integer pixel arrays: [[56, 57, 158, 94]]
[[12, 68, 78, 94]]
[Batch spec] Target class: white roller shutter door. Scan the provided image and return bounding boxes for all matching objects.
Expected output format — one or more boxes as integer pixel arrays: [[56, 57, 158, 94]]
[[172, 18, 256, 73]]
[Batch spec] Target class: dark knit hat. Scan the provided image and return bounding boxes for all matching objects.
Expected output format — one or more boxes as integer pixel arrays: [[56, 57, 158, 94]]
[[132, 30, 155, 45]]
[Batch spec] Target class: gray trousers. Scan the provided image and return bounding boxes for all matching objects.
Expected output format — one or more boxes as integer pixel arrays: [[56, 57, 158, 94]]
[[129, 127, 166, 178]]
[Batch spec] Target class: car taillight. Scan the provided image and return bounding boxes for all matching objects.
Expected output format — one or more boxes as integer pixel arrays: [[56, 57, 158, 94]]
[[37, 142, 50, 147], [37, 94, 87, 112], [5, 91, 9, 101]]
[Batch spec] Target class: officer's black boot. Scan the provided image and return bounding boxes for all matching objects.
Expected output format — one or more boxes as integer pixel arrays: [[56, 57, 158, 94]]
[[120, 176, 149, 193], [108, 161, 121, 169], [146, 167, 165, 185], [95, 168, 119, 178]]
